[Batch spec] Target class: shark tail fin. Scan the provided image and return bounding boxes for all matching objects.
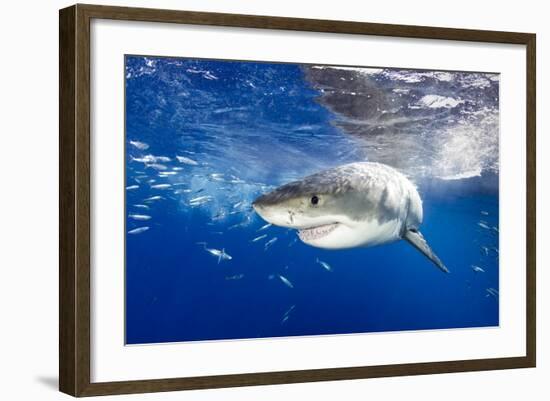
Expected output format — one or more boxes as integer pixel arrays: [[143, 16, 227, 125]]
[[403, 229, 450, 273]]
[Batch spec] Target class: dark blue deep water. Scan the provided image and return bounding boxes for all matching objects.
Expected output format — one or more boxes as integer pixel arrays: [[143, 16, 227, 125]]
[[125, 56, 499, 344]]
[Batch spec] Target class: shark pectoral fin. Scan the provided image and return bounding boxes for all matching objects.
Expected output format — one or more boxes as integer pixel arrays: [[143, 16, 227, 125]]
[[403, 229, 450, 273]]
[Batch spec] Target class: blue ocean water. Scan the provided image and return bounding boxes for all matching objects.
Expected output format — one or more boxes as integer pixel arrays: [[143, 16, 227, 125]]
[[125, 56, 499, 344]]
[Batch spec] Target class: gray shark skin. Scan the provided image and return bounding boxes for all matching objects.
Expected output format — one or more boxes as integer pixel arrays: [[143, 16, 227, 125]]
[[252, 162, 449, 273]]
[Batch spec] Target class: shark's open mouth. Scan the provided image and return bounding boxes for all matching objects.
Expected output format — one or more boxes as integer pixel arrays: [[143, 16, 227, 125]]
[[298, 223, 339, 242]]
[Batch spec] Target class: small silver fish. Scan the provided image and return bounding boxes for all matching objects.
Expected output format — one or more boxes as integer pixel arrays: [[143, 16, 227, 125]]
[[264, 237, 278, 250], [176, 155, 199, 165], [131, 155, 155, 163], [132, 155, 157, 163], [225, 274, 244, 281], [209, 173, 225, 181], [257, 223, 272, 232], [133, 155, 170, 163], [147, 163, 167, 170], [133, 175, 147, 183], [129, 140, 149, 150], [136, 155, 170, 163], [133, 204, 150, 209], [189, 195, 212, 203], [278, 275, 294, 289], [281, 305, 296, 324], [284, 304, 295, 314], [144, 196, 163, 202], [128, 214, 151, 221], [189, 200, 212, 207], [281, 304, 295, 323], [128, 226, 149, 234], [251, 234, 268, 242], [480, 211, 489, 216], [471, 265, 485, 273], [197, 242, 232, 263], [213, 249, 232, 263], [212, 212, 227, 221], [126, 185, 139, 190], [478, 222, 491, 230], [316, 258, 333, 272], [158, 171, 177, 176], [151, 184, 171, 189], [228, 223, 243, 230]]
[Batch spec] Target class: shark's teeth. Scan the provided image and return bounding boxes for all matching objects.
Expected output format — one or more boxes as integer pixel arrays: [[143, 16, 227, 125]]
[[298, 223, 338, 241]]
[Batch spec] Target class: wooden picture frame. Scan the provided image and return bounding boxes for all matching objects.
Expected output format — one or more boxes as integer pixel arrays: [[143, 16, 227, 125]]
[[59, 3, 536, 397]]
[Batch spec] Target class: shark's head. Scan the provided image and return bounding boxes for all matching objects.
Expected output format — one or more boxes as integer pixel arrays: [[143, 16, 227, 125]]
[[253, 190, 345, 248], [252, 163, 411, 249]]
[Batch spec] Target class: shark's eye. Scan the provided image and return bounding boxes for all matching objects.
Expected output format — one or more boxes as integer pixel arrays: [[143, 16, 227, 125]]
[[310, 195, 319, 205]]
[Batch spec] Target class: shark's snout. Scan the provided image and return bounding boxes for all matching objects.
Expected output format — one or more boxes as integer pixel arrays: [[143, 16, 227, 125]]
[[251, 198, 267, 215], [252, 198, 291, 227], [252, 191, 283, 217], [251, 201, 263, 216]]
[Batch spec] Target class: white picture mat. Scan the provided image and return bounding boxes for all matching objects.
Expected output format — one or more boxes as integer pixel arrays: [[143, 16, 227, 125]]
[[90, 19, 526, 383]]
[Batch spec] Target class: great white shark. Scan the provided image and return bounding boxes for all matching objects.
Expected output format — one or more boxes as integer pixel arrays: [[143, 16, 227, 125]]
[[252, 162, 449, 273]]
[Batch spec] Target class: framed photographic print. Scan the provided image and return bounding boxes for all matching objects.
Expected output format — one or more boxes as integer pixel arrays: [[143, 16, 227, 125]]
[[59, 4, 536, 397]]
